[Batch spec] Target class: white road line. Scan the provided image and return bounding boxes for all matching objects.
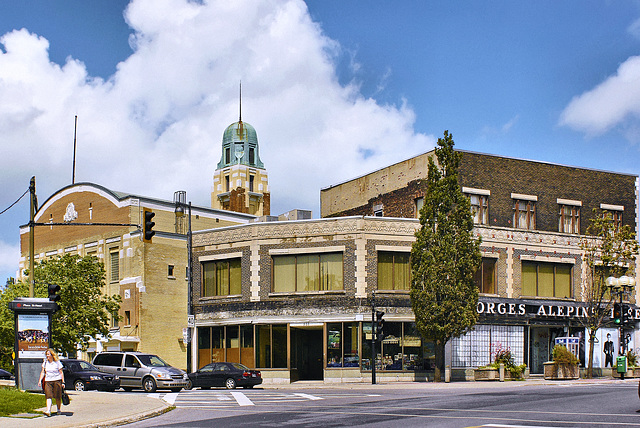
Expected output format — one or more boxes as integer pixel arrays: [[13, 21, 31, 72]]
[[293, 393, 323, 401], [162, 392, 179, 405], [230, 391, 254, 406]]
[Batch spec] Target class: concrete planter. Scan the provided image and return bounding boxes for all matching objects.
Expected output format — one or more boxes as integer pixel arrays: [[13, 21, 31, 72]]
[[474, 367, 513, 381], [543, 361, 579, 380], [612, 367, 640, 379]]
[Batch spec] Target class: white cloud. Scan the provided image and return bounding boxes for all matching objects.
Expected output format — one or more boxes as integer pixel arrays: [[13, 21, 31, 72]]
[[559, 56, 640, 137], [0, 240, 19, 281], [0, 0, 433, 278]]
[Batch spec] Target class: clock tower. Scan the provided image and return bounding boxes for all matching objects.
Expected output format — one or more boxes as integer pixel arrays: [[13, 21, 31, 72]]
[[211, 113, 270, 216]]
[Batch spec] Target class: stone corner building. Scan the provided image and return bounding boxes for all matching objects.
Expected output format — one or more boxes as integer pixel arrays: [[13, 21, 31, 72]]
[[191, 149, 639, 382]]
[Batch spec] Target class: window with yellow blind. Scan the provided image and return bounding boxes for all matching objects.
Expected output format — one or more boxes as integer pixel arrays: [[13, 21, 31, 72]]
[[272, 252, 343, 292], [522, 261, 572, 298], [202, 258, 241, 297], [377, 251, 410, 291]]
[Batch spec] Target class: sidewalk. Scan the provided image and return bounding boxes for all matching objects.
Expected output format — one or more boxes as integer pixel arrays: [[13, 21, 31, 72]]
[[0, 376, 636, 427], [0, 389, 172, 428]]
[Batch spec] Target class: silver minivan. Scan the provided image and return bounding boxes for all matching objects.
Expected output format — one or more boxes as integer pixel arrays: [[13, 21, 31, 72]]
[[92, 351, 189, 392]]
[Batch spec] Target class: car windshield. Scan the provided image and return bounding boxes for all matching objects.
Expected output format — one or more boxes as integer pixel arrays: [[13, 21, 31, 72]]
[[137, 354, 168, 367], [78, 361, 99, 371]]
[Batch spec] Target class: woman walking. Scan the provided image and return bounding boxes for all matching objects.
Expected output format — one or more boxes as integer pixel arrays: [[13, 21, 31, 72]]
[[38, 348, 65, 416]]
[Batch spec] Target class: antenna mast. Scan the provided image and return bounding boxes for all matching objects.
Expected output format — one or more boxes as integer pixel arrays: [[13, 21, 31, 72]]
[[239, 81, 242, 122], [72, 115, 78, 184]]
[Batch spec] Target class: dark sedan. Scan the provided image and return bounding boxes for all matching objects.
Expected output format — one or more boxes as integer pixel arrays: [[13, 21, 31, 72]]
[[61, 359, 120, 392], [0, 368, 14, 380], [187, 362, 262, 390]]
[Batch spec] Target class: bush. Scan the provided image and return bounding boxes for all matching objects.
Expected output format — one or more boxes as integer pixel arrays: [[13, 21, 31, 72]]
[[626, 350, 638, 367], [485, 343, 526, 379], [552, 345, 579, 366]]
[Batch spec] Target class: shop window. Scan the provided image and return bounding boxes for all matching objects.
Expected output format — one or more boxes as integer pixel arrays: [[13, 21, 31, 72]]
[[513, 199, 536, 230], [361, 322, 430, 372], [522, 261, 572, 298], [198, 325, 255, 369], [377, 251, 410, 291], [327, 322, 359, 368], [109, 250, 119, 283], [451, 325, 524, 368], [272, 253, 343, 292], [255, 324, 287, 369], [240, 325, 255, 368], [226, 326, 240, 363], [474, 258, 497, 294], [559, 204, 580, 234], [202, 258, 241, 297]]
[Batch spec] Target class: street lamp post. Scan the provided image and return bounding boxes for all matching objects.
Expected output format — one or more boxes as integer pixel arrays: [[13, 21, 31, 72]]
[[175, 192, 193, 374], [606, 275, 636, 379]]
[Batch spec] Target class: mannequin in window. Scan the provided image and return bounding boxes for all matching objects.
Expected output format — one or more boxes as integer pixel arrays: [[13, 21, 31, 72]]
[[603, 333, 614, 367]]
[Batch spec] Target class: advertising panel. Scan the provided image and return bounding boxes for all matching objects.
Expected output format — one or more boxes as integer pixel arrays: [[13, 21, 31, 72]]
[[17, 313, 49, 358]]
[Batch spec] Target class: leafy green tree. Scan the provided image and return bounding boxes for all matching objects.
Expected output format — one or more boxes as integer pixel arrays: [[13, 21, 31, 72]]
[[0, 254, 120, 361], [410, 130, 482, 381], [579, 209, 638, 378]]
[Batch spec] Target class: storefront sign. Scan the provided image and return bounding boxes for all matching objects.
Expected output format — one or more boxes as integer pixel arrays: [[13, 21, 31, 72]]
[[477, 300, 640, 320]]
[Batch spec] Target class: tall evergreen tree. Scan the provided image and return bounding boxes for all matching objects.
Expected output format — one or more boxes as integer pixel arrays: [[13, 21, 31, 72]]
[[410, 130, 481, 381]]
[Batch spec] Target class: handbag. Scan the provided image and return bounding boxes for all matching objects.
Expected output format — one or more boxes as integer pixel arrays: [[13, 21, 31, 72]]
[[61, 390, 70, 406]]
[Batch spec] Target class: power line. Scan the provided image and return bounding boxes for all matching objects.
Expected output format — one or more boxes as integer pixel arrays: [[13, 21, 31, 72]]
[[0, 188, 29, 216]]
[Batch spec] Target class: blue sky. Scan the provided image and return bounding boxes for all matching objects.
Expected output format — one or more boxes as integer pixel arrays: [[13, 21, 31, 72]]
[[0, 0, 639, 283]]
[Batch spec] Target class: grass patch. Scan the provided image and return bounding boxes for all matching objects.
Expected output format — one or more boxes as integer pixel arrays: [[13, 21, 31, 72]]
[[0, 386, 46, 417]]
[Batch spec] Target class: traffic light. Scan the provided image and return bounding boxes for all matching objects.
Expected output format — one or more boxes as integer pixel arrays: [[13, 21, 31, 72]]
[[48, 283, 61, 312], [375, 311, 385, 341], [143, 209, 156, 243], [613, 303, 621, 325]]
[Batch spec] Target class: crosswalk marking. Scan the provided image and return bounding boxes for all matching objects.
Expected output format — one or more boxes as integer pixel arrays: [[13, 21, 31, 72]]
[[230, 391, 254, 406], [293, 393, 323, 400]]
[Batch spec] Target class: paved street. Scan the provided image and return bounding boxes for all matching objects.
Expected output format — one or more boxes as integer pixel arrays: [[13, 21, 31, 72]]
[[124, 381, 640, 428]]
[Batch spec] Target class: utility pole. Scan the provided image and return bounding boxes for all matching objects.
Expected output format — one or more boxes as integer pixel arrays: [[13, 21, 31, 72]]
[[371, 292, 376, 385], [28, 176, 36, 297]]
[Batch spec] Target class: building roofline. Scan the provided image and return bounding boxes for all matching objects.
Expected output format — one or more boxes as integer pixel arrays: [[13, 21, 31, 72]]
[[28, 182, 256, 226], [321, 148, 638, 191]]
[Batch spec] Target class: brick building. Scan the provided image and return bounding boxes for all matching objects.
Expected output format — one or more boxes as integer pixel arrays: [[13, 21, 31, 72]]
[[190, 150, 639, 383], [18, 183, 254, 368]]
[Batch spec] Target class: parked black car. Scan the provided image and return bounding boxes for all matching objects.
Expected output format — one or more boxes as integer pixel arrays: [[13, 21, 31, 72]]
[[61, 359, 120, 392], [187, 362, 262, 390], [0, 368, 14, 380]]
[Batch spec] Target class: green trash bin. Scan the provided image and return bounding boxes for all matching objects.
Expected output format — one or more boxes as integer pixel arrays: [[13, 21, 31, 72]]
[[617, 356, 627, 373]]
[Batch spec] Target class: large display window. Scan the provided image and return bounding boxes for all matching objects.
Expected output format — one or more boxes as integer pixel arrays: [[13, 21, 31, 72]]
[[326, 322, 359, 367], [361, 322, 432, 371]]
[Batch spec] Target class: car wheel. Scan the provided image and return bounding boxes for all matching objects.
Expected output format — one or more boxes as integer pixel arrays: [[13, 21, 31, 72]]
[[143, 377, 157, 393], [74, 380, 86, 391], [185, 380, 193, 390], [225, 378, 236, 389]]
